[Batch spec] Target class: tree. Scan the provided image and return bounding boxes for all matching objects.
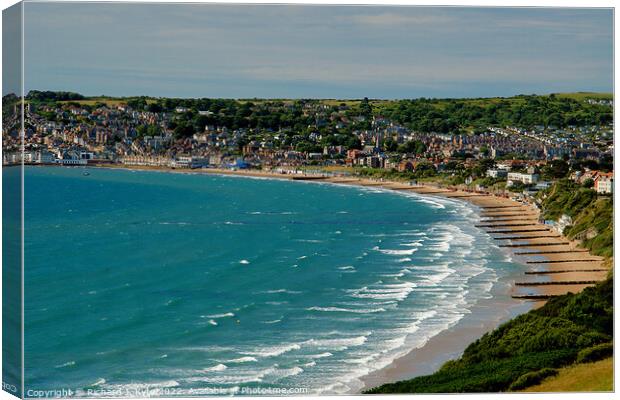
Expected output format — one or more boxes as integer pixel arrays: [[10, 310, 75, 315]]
[[583, 178, 594, 189], [173, 122, 195, 139], [397, 140, 426, 155], [542, 160, 569, 180], [359, 97, 372, 118]]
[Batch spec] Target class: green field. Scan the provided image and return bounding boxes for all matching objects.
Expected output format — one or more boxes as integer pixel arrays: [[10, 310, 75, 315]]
[[523, 357, 613, 392], [553, 92, 613, 101]]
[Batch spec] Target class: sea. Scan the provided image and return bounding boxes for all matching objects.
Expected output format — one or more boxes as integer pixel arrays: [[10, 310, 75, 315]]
[[20, 166, 527, 396]]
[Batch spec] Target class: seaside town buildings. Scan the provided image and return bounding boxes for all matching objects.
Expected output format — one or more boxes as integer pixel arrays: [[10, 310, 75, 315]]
[[3, 98, 614, 198]]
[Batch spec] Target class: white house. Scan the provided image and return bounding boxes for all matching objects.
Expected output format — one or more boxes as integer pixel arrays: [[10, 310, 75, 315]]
[[486, 168, 508, 178], [507, 172, 539, 187]]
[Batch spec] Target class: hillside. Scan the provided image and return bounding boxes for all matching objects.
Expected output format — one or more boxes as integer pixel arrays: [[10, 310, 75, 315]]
[[522, 357, 613, 392], [364, 277, 613, 393], [538, 179, 613, 258]]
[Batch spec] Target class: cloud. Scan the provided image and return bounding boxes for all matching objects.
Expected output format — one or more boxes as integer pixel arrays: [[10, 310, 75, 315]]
[[346, 12, 455, 26], [21, 4, 613, 98]]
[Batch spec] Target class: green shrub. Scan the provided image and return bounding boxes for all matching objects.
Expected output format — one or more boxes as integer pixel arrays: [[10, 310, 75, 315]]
[[508, 368, 559, 391], [576, 342, 614, 364]]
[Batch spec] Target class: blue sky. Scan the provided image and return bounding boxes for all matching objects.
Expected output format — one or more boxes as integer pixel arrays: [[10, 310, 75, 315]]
[[15, 3, 614, 99]]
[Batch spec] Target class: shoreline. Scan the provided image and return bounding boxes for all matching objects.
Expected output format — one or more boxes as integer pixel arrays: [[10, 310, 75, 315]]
[[47, 163, 609, 392]]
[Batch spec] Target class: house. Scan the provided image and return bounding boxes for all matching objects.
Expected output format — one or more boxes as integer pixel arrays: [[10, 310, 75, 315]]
[[35, 150, 56, 164], [172, 156, 209, 169], [507, 172, 539, 187], [486, 168, 508, 178], [594, 172, 613, 194], [58, 150, 87, 165]]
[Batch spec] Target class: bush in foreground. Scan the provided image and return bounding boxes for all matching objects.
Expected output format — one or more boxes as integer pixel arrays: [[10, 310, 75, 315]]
[[508, 368, 559, 391]]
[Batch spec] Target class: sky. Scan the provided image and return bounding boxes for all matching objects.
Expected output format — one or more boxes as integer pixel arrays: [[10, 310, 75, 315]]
[[5, 3, 615, 99]]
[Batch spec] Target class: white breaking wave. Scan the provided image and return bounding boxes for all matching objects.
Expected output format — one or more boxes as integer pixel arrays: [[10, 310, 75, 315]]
[[203, 363, 227, 372], [307, 352, 333, 359], [263, 289, 302, 294], [373, 247, 418, 256], [243, 343, 301, 358], [305, 335, 368, 349], [204, 312, 235, 319], [346, 281, 417, 302], [306, 306, 386, 314], [226, 356, 257, 363], [55, 361, 75, 368]]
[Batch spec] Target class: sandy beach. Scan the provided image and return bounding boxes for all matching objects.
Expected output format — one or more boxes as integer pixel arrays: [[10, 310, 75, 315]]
[[89, 164, 610, 391]]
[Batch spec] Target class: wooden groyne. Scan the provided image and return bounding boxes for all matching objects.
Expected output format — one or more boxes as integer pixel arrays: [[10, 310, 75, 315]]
[[480, 213, 538, 218], [499, 242, 570, 248], [525, 269, 608, 275], [291, 176, 328, 181], [493, 235, 561, 241], [511, 294, 559, 300], [330, 179, 360, 184], [476, 223, 541, 228], [514, 250, 590, 255], [480, 218, 538, 223], [479, 205, 524, 209], [443, 194, 485, 198], [409, 190, 449, 194], [515, 280, 599, 286], [486, 228, 551, 234], [525, 259, 601, 264]]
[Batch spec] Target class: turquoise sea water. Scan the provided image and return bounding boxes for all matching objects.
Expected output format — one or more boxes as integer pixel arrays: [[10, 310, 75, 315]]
[[23, 166, 521, 396]]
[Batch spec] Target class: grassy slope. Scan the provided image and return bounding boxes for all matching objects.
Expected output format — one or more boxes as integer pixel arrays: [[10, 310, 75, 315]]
[[539, 180, 613, 258], [523, 357, 613, 392]]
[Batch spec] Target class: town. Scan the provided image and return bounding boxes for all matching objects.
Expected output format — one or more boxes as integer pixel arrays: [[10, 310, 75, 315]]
[[2, 91, 614, 199]]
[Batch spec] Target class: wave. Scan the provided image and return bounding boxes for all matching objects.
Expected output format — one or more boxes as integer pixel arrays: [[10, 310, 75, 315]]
[[55, 361, 76, 368], [305, 335, 368, 349], [203, 363, 228, 372], [204, 312, 235, 319], [346, 281, 417, 301], [306, 306, 386, 314], [373, 246, 418, 256], [262, 289, 302, 294], [102, 380, 180, 391], [243, 343, 301, 358], [89, 378, 106, 387], [226, 356, 257, 363], [262, 319, 282, 324], [307, 352, 333, 359]]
